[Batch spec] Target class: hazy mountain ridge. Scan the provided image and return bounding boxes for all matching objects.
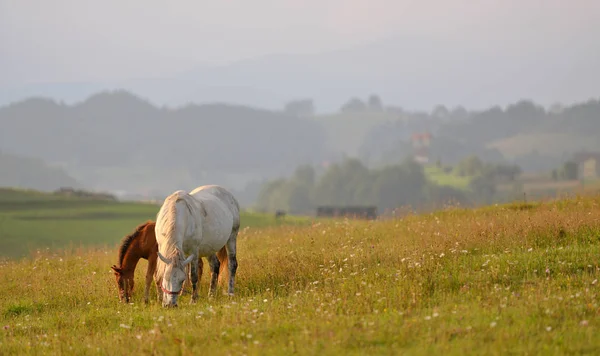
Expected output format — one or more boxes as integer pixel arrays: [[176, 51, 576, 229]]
[[2, 89, 600, 200], [357, 98, 600, 171], [0, 91, 329, 196], [2, 33, 598, 113], [0, 150, 80, 191]]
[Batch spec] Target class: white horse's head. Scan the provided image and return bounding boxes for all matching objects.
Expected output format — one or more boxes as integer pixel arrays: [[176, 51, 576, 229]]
[[157, 250, 194, 307]]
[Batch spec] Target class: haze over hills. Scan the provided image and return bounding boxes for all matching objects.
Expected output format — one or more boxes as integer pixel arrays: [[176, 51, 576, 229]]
[[0, 150, 80, 190], [2, 32, 598, 113], [2, 1, 600, 207], [1, 89, 600, 206], [0, 91, 328, 202]]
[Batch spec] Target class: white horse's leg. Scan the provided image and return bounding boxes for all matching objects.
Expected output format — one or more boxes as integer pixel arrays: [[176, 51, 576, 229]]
[[225, 228, 239, 296], [189, 255, 200, 304], [207, 254, 220, 298]]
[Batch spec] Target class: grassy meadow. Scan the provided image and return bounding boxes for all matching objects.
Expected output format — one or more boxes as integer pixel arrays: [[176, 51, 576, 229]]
[[0, 188, 310, 260], [1, 190, 600, 354]]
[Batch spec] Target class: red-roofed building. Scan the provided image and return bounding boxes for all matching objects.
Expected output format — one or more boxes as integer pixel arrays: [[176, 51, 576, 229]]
[[410, 132, 433, 164]]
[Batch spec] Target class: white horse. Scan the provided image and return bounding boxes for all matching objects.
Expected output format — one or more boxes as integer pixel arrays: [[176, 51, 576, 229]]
[[154, 185, 240, 307]]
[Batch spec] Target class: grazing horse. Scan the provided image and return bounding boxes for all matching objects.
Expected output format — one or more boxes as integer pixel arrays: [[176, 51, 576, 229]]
[[155, 185, 240, 307], [111, 220, 227, 303]]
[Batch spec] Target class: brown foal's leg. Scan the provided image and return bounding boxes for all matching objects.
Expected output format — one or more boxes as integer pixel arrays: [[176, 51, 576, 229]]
[[145, 256, 157, 304]]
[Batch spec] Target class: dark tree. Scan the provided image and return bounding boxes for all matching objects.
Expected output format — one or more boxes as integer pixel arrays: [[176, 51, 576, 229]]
[[284, 99, 315, 117], [340, 98, 367, 113], [367, 95, 383, 111]]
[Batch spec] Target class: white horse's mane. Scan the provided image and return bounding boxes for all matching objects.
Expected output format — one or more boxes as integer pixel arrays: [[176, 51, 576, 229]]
[[156, 190, 191, 275]]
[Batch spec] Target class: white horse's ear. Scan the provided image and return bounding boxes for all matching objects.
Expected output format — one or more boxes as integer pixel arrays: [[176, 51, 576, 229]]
[[157, 251, 171, 264], [183, 254, 194, 266]]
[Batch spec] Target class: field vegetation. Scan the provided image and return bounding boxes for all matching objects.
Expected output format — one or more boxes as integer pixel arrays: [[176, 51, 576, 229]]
[[1, 190, 600, 354], [423, 165, 471, 190], [0, 188, 310, 260]]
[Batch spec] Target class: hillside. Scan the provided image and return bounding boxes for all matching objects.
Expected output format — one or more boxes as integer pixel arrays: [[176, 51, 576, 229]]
[[2, 90, 600, 206], [312, 112, 400, 157], [0, 195, 599, 354], [0, 188, 311, 259], [439, 100, 600, 149], [358, 99, 600, 172], [0, 151, 80, 191], [0, 91, 329, 197], [487, 133, 600, 160]]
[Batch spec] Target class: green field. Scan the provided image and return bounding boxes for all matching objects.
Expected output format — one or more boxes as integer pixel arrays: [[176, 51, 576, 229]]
[[0, 188, 311, 260], [1, 188, 600, 354], [424, 165, 471, 190]]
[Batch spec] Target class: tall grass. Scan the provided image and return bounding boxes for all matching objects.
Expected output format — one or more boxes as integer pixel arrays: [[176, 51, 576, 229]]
[[1, 195, 600, 354]]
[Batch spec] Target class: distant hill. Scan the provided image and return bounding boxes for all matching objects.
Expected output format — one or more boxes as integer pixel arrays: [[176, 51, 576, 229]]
[[2, 33, 598, 113], [438, 99, 600, 168], [2, 88, 600, 202], [0, 151, 80, 191], [312, 112, 400, 157], [439, 100, 600, 146], [357, 99, 600, 171], [0, 91, 329, 196], [487, 133, 600, 159]]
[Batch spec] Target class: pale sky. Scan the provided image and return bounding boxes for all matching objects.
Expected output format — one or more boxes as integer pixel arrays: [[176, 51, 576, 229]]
[[1, 0, 599, 87]]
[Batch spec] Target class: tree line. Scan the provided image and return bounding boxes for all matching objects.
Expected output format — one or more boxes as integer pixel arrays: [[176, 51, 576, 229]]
[[255, 156, 525, 216]]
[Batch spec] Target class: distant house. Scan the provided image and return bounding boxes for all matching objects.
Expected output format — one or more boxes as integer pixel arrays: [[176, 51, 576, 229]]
[[410, 132, 433, 164], [572, 152, 600, 180]]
